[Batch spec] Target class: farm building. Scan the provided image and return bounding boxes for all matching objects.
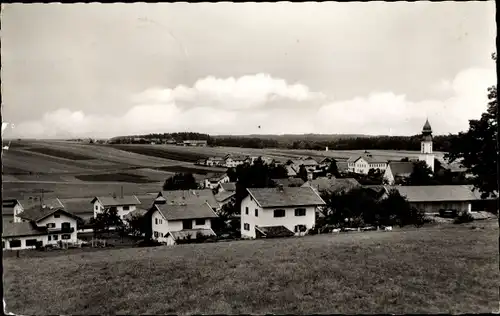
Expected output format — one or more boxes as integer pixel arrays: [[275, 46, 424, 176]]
[[289, 158, 319, 173], [182, 140, 207, 147], [302, 176, 361, 194], [387, 185, 490, 214], [147, 202, 218, 245], [3, 205, 81, 250], [240, 186, 326, 239], [205, 157, 225, 167], [347, 153, 388, 174], [217, 182, 236, 193], [59, 198, 95, 222], [91, 195, 141, 220], [156, 189, 220, 210]]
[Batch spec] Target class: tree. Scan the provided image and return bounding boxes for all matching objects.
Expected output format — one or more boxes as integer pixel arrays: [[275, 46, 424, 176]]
[[406, 161, 435, 186], [163, 173, 198, 191], [326, 159, 341, 177], [445, 53, 497, 198], [90, 207, 124, 237], [298, 165, 308, 182], [125, 213, 148, 237]]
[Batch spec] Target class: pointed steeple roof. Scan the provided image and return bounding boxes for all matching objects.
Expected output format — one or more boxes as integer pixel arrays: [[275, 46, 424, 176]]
[[422, 119, 432, 133]]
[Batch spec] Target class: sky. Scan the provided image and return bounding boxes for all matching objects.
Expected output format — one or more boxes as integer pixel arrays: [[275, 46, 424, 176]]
[[1, 2, 496, 139]]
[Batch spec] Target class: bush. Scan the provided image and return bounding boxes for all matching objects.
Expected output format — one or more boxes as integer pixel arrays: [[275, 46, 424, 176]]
[[307, 227, 319, 235], [453, 212, 474, 224]]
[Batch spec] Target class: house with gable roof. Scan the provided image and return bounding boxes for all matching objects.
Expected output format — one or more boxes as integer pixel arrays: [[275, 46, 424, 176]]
[[90, 194, 141, 220], [147, 201, 218, 245], [240, 186, 326, 239], [3, 203, 82, 250], [347, 153, 388, 174]]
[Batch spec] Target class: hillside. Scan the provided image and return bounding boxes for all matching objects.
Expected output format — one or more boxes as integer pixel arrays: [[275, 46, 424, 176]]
[[3, 222, 498, 315]]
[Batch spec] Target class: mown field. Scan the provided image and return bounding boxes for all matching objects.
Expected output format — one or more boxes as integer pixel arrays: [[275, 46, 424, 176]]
[[3, 221, 498, 315]]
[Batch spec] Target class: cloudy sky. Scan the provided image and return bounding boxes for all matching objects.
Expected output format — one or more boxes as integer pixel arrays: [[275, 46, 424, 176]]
[[1, 2, 496, 139]]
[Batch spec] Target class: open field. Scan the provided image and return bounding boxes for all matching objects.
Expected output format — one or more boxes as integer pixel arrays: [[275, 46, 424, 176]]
[[2, 181, 162, 199], [3, 221, 498, 315]]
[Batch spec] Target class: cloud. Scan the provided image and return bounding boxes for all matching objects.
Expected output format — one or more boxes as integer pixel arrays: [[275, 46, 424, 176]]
[[11, 68, 496, 139]]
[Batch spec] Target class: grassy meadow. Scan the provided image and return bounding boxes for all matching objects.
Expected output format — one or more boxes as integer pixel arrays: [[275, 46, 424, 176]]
[[3, 221, 499, 315]]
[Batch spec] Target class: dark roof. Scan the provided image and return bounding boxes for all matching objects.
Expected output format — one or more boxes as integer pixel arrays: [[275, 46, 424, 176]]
[[168, 229, 216, 240], [157, 190, 219, 209], [2, 222, 47, 238], [220, 182, 237, 192], [215, 191, 236, 202], [422, 119, 432, 132], [136, 195, 158, 210], [154, 202, 218, 221], [272, 178, 306, 187], [389, 185, 482, 202], [336, 162, 349, 172], [123, 208, 148, 221], [17, 205, 82, 223], [388, 162, 415, 176], [91, 195, 141, 207], [255, 226, 294, 238], [59, 198, 94, 215], [18, 198, 65, 211], [247, 187, 325, 208], [303, 177, 361, 193]]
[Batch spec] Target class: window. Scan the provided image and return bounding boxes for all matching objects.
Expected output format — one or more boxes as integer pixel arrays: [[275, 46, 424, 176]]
[[95, 205, 98, 211], [245, 207, 249, 215], [295, 208, 306, 216], [154, 231, 159, 238], [9, 240, 21, 248], [54, 214, 60, 218], [155, 218, 158, 225], [183, 220, 193, 230], [274, 209, 286, 218], [160, 233, 164, 237], [123, 206, 130, 211], [255, 209, 258, 217], [46, 223, 56, 228], [243, 223, 250, 231], [62, 234, 71, 240], [61, 222, 71, 231], [53, 235, 59, 241], [48, 235, 51, 241], [26, 239, 38, 247], [195, 219, 205, 226], [295, 225, 306, 233]]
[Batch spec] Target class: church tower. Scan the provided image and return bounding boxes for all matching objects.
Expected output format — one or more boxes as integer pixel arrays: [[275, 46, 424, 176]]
[[418, 119, 434, 172]]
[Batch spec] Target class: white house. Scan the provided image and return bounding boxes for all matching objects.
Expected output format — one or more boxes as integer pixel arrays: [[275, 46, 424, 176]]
[[224, 154, 248, 168], [203, 174, 231, 190], [206, 157, 225, 167], [3, 205, 81, 250], [2, 199, 24, 223], [90, 195, 141, 220], [347, 153, 388, 174], [148, 202, 218, 245], [240, 186, 326, 239]]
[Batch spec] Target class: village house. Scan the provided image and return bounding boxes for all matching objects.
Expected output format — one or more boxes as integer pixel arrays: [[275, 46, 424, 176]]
[[155, 189, 220, 211], [147, 202, 218, 245], [240, 186, 326, 239], [289, 158, 319, 173], [347, 153, 388, 174], [205, 156, 225, 167], [203, 173, 231, 190], [91, 194, 141, 220], [3, 204, 81, 250], [223, 154, 248, 168], [386, 185, 489, 214]]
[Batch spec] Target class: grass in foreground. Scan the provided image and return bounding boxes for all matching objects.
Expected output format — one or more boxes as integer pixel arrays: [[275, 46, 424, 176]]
[[3, 222, 499, 315]]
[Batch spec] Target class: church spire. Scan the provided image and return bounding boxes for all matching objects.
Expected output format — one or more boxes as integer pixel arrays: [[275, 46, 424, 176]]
[[422, 118, 432, 134]]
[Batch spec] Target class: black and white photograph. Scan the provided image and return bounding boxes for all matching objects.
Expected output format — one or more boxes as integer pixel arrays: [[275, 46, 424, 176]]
[[1, 2, 498, 314]]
